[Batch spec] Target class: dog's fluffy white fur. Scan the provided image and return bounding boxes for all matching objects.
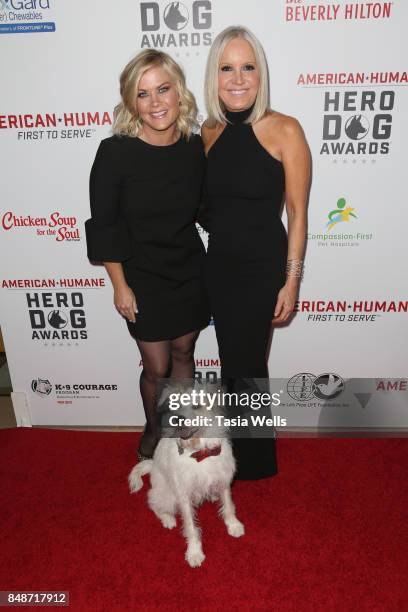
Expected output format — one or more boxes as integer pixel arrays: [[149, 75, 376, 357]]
[[128, 384, 244, 567]]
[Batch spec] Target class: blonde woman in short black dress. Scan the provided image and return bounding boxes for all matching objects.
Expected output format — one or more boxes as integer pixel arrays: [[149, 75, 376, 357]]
[[86, 50, 210, 460]]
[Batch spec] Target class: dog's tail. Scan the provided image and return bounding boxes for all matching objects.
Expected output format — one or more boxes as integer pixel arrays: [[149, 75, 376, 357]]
[[128, 460, 152, 493]]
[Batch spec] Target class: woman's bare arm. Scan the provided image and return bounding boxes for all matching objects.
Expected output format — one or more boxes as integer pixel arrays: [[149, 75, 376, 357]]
[[255, 113, 311, 323]]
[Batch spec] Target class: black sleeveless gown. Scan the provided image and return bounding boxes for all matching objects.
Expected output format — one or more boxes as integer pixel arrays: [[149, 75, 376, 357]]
[[204, 107, 288, 480]]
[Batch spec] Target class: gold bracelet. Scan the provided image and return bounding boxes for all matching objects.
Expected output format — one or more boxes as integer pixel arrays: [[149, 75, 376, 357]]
[[286, 259, 304, 278]]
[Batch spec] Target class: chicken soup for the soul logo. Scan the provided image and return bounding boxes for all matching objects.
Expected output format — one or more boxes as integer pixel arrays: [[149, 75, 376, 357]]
[[0, 0, 56, 34], [1, 210, 80, 242], [140, 1, 213, 52], [307, 196, 373, 248]]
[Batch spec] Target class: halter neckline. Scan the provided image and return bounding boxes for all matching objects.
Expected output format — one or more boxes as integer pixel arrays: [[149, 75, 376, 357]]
[[225, 104, 254, 125]]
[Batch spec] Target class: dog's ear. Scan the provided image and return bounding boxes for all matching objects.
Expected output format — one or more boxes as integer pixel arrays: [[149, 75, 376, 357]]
[[157, 383, 173, 408], [157, 380, 198, 410]]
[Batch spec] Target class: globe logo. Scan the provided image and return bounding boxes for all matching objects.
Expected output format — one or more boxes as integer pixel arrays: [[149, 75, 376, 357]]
[[287, 373, 316, 401], [345, 115, 369, 140], [164, 2, 189, 31], [313, 373, 344, 400], [47, 310, 68, 329]]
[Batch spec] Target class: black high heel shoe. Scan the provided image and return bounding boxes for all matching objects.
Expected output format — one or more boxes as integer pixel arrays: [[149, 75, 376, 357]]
[[137, 426, 160, 461]]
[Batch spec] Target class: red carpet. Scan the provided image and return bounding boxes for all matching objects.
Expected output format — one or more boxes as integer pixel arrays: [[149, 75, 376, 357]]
[[0, 429, 407, 611]]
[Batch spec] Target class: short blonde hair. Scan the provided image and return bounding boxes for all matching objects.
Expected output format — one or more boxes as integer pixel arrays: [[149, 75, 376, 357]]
[[204, 26, 270, 128], [113, 49, 198, 138]]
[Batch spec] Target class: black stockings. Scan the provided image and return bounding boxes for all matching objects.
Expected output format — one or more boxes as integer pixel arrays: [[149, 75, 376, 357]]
[[135, 330, 199, 456]]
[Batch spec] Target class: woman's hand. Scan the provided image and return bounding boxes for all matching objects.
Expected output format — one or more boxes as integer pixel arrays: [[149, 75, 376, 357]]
[[114, 284, 137, 323], [272, 281, 298, 325]]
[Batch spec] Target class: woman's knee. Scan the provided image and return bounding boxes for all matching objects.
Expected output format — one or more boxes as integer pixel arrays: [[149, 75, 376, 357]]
[[142, 360, 169, 383], [171, 343, 194, 364]]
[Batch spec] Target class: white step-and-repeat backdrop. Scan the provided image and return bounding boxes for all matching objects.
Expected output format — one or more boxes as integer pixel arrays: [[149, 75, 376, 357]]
[[1, 1, 407, 426]]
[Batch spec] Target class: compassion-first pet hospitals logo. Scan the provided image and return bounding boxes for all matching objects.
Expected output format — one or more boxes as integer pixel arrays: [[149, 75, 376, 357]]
[[307, 195, 374, 248], [0, 0, 56, 34]]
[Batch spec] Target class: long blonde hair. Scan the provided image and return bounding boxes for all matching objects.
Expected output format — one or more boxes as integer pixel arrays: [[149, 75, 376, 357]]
[[204, 26, 270, 128], [113, 49, 198, 138]]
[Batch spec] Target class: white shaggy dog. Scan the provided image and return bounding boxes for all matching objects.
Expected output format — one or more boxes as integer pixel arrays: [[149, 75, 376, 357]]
[[128, 383, 245, 567]]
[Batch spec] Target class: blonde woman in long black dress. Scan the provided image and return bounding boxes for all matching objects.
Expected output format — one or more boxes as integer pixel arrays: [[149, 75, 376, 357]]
[[201, 27, 310, 480], [86, 50, 210, 460]]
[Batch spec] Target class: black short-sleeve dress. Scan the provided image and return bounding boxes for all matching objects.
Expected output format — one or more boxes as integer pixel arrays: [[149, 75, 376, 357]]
[[85, 133, 210, 341]]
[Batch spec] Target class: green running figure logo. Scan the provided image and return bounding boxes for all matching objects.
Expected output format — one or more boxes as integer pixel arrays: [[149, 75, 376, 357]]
[[326, 197, 357, 232]]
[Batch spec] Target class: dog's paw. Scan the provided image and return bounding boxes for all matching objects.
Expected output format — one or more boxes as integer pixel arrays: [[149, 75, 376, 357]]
[[226, 519, 245, 538], [128, 470, 143, 493], [185, 546, 205, 568], [160, 514, 177, 529], [128, 476, 143, 493]]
